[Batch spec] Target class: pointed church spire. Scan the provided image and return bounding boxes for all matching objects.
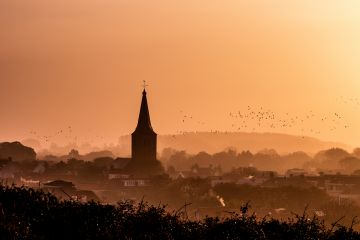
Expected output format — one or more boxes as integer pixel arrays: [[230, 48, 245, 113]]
[[133, 85, 156, 134]]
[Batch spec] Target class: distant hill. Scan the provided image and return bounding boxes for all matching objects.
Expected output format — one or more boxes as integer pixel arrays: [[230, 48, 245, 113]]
[[156, 132, 351, 155]]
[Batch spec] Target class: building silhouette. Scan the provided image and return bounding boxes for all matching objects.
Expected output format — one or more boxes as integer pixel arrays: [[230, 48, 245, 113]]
[[132, 89, 157, 165], [118, 88, 163, 177]]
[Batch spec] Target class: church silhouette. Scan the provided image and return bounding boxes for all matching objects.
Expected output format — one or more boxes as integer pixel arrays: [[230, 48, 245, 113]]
[[115, 87, 163, 177]]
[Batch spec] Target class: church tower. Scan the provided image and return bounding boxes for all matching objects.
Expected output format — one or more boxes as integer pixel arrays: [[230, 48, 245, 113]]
[[130, 88, 158, 172]]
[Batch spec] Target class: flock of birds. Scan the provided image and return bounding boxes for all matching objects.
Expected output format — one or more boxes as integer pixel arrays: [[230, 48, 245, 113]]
[[227, 107, 350, 135], [29, 126, 106, 145], [177, 103, 352, 137], [29, 126, 75, 143], [29, 126, 105, 144], [337, 96, 360, 107], [179, 110, 205, 125], [29, 96, 356, 143]]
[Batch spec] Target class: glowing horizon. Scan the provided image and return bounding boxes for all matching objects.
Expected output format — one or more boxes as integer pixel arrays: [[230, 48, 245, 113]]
[[1, 0, 360, 148]]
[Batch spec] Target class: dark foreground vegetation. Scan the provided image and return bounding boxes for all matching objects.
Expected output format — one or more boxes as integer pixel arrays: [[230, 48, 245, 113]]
[[0, 186, 359, 240]]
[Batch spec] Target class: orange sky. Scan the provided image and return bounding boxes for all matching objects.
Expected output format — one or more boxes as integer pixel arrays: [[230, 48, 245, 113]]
[[1, 0, 360, 148]]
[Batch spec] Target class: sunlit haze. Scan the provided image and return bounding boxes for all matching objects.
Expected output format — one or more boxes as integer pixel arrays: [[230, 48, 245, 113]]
[[1, 0, 360, 149]]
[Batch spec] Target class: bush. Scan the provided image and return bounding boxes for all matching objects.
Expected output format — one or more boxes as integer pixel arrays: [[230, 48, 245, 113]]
[[0, 185, 359, 239]]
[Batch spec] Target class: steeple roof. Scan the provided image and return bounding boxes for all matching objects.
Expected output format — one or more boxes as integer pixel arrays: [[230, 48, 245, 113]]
[[133, 89, 156, 135]]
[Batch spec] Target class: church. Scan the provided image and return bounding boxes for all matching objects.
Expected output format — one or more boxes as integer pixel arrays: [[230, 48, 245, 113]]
[[111, 87, 163, 177]]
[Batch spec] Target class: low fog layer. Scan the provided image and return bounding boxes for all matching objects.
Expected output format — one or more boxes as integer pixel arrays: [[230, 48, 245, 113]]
[[21, 132, 350, 158]]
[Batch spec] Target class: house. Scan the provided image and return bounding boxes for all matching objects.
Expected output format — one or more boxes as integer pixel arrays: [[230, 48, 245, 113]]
[[285, 168, 308, 177], [43, 180, 76, 190], [210, 176, 235, 187], [108, 170, 151, 187], [111, 158, 131, 170], [42, 180, 99, 202]]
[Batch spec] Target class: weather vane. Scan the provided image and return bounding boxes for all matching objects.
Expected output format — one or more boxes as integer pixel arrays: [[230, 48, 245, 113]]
[[142, 80, 148, 90]]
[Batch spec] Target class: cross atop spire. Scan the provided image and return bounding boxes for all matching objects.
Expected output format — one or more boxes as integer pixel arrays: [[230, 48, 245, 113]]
[[142, 80, 148, 92]]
